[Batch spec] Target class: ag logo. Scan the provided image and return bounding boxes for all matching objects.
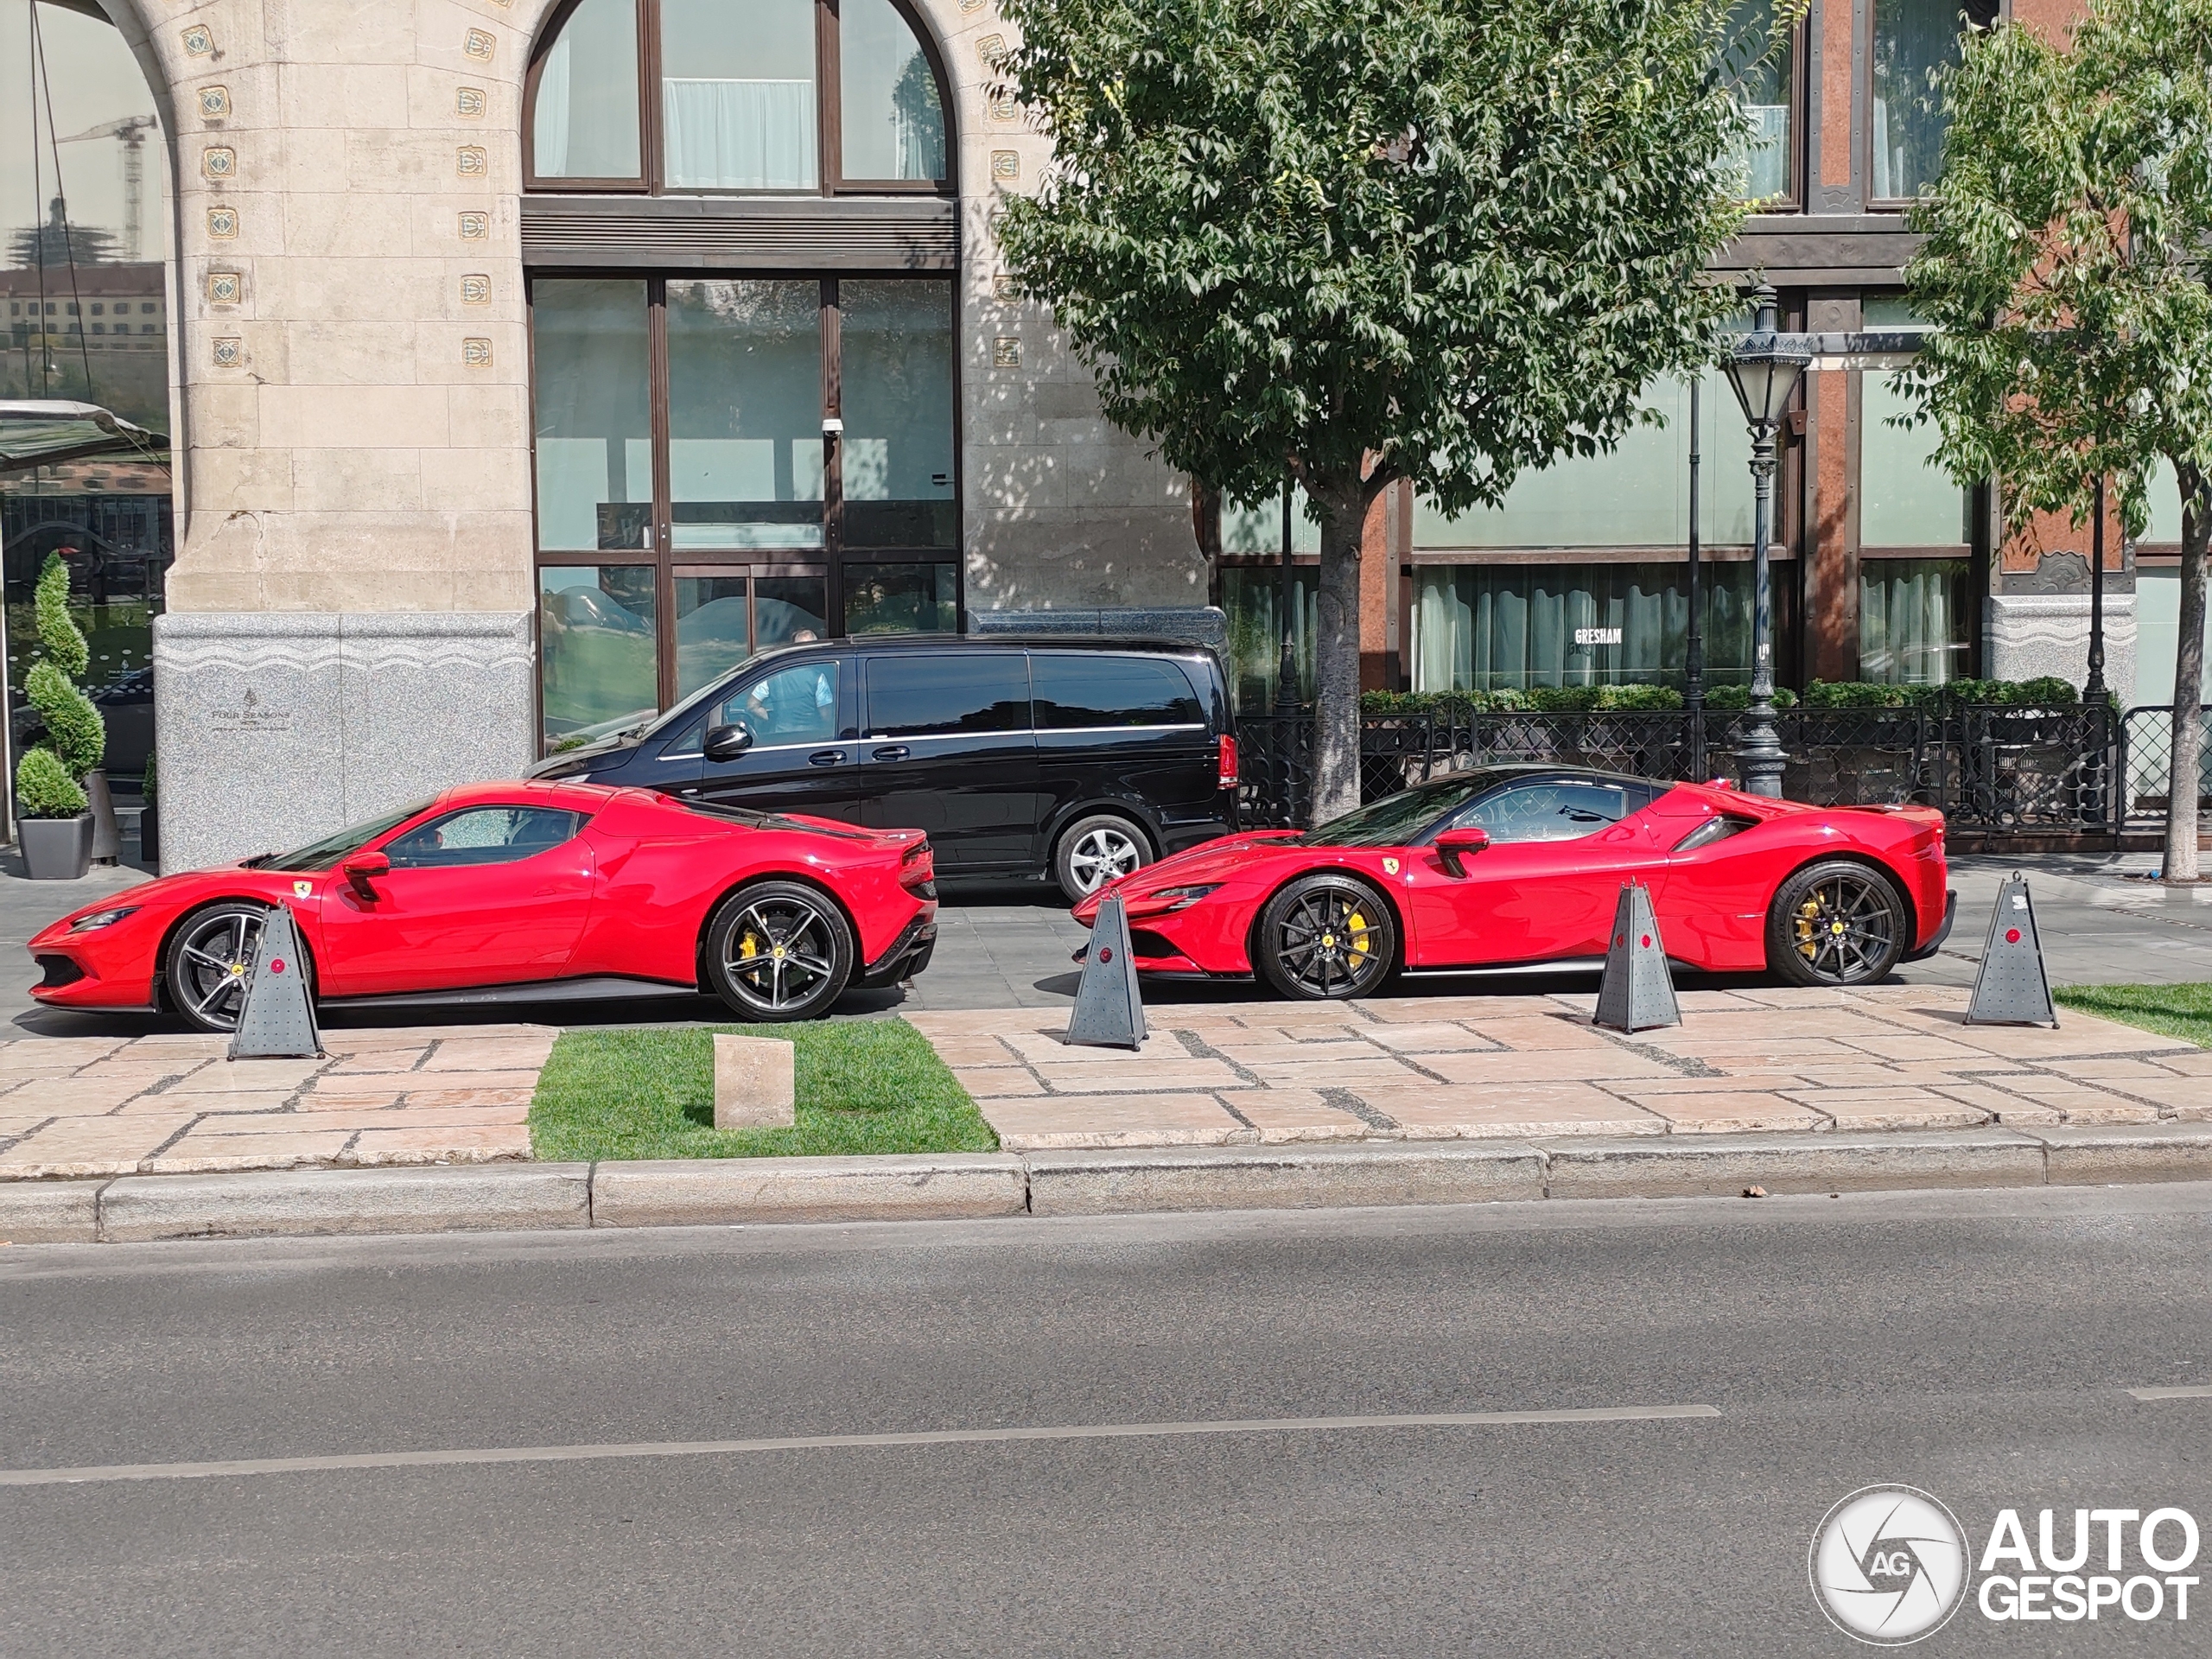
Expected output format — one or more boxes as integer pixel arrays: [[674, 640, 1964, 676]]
[[1809, 1486, 1969, 1645]]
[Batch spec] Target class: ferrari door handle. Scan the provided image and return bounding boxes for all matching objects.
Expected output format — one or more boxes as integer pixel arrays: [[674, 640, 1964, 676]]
[[872, 745, 909, 761], [809, 749, 846, 766]]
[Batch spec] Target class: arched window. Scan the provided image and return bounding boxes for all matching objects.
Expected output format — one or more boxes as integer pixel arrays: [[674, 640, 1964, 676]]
[[526, 0, 951, 193]]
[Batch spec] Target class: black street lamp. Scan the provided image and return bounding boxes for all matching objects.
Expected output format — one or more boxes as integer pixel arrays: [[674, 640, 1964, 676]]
[[1275, 474, 1300, 717], [1722, 284, 1812, 799], [2085, 471, 2109, 703], [1686, 375, 1706, 779]]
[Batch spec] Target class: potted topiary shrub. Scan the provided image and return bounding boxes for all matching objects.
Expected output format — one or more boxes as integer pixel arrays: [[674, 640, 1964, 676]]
[[138, 751, 160, 869], [16, 552, 106, 880]]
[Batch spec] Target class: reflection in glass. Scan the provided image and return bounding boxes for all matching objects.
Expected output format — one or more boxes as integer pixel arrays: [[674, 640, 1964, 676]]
[[1860, 372, 1968, 546], [845, 563, 956, 633], [840, 281, 956, 549], [1872, 0, 1995, 200], [1221, 488, 1320, 557], [675, 575, 752, 697], [531, 281, 653, 551], [841, 0, 945, 181], [667, 281, 824, 550], [539, 566, 658, 744], [755, 575, 827, 645], [1413, 562, 1758, 692], [1722, 0, 1792, 201], [661, 0, 817, 188], [1220, 566, 1317, 712], [531, 0, 641, 179], [1859, 559, 1970, 685]]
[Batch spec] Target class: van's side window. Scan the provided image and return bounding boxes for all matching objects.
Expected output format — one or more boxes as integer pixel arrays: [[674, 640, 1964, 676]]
[[866, 655, 1031, 738], [1032, 654, 1203, 730]]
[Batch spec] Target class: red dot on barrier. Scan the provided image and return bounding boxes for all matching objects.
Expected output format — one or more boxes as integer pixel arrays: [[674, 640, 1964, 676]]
[[1098, 947, 1112, 963], [2005, 928, 2021, 944], [1641, 935, 1652, 949], [270, 959, 286, 974]]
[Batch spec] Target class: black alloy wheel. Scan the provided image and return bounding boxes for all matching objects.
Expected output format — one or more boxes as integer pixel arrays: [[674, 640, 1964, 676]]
[[165, 902, 290, 1033], [1254, 874, 1396, 1001], [705, 880, 855, 1020], [1767, 860, 1908, 987]]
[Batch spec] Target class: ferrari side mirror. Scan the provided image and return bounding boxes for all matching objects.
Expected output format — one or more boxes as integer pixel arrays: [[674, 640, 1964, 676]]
[[340, 849, 390, 902], [703, 722, 753, 764], [1433, 825, 1491, 879]]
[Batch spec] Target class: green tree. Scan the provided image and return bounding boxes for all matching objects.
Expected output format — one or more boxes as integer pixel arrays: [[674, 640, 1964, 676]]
[[995, 0, 1783, 820], [16, 553, 105, 818], [1901, 0, 2212, 880]]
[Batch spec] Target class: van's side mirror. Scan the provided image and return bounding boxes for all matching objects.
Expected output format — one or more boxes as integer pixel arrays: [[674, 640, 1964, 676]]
[[340, 849, 390, 901], [1433, 825, 1491, 879], [702, 723, 753, 763]]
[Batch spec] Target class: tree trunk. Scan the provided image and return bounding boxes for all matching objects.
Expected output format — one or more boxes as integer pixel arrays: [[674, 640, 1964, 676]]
[[1309, 481, 1368, 826], [2164, 468, 2209, 884]]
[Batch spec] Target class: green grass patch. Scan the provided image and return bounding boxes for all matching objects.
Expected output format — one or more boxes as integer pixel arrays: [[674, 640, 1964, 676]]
[[2053, 983, 2212, 1050], [527, 1017, 999, 1161]]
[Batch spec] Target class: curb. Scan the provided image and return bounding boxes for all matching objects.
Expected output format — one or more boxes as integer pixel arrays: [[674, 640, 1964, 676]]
[[7, 1127, 2212, 1244]]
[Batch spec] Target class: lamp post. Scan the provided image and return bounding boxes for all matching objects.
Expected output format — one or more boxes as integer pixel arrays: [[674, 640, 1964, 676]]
[[1721, 284, 1812, 799], [2086, 471, 2109, 702], [1686, 375, 1707, 779], [1275, 474, 1299, 717]]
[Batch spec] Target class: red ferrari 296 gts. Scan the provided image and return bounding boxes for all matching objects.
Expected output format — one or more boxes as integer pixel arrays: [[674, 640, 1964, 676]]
[[1071, 766, 1955, 999], [29, 781, 938, 1030]]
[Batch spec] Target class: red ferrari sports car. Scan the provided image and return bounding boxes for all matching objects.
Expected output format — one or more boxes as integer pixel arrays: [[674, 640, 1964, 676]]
[[1071, 765, 1955, 998], [29, 781, 938, 1030]]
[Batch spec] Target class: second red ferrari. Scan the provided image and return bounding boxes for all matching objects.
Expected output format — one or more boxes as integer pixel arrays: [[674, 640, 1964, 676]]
[[30, 781, 938, 1029], [1072, 765, 1955, 998]]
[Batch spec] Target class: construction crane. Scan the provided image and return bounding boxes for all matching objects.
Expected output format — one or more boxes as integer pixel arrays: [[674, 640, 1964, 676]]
[[56, 115, 158, 261]]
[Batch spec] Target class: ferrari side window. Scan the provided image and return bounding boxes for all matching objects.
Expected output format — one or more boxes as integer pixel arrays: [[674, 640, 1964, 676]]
[[383, 807, 587, 868], [1672, 814, 1759, 853], [1463, 783, 1630, 843], [719, 662, 840, 747]]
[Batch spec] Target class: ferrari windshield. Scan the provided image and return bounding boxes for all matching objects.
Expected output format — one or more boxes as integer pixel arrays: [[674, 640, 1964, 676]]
[[254, 801, 430, 871], [1300, 772, 1521, 847]]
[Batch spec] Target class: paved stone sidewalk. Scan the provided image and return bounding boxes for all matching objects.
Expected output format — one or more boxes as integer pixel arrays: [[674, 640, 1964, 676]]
[[0, 1025, 555, 1179], [906, 988, 2212, 1152]]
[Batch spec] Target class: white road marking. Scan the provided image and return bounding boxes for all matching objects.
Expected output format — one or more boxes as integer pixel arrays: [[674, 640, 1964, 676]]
[[0, 1404, 1720, 1488], [2128, 1385, 2212, 1401]]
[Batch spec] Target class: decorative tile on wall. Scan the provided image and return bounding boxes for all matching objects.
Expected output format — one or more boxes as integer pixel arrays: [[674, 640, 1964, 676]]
[[201, 147, 236, 181], [198, 86, 231, 119], [458, 211, 490, 241], [211, 337, 242, 367], [990, 150, 1020, 183], [460, 274, 491, 305], [181, 23, 213, 55], [206, 270, 242, 305], [456, 146, 487, 177], [456, 86, 486, 118], [993, 336, 1022, 368], [462, 337, 493, 367], [463, 28, 496, 60], [207, 206, 238, 238]]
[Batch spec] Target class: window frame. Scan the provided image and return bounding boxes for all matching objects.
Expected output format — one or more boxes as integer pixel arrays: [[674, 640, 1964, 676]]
[[1863, 0, 2000, 212], [1726, 4, 1807, 213], [522, 0, 957, 197], [527, 270, 962, 741]]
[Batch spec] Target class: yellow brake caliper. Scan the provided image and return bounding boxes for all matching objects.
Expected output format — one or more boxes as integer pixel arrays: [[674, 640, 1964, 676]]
[[738, 930, 762, 963], [1795, 897, 1821, 960], [1344, 909, 1371, 967]]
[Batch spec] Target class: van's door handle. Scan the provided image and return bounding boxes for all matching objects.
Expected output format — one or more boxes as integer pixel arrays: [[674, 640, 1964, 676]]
[[872, 745, 909, 761], [808, 749, 846, 766]]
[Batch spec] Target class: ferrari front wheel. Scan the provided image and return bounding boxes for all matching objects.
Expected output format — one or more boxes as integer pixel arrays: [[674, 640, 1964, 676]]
[[166, 901, 294, 1033], [706, 880, 855, 1021], [1767, 861, 1907, 988], [1255, 874, 1395, 1001]]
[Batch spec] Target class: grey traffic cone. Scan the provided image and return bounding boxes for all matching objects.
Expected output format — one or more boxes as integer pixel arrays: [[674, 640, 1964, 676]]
[[1965, 872, 2056, 1027], [1593, 881, 1681, 1033]]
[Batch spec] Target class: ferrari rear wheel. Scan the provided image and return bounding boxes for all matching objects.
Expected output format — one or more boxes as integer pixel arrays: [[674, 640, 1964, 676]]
[[706, 880, 855, 1021], [165, 902, 297, 1033], [1767, 861, 1907, 988], [1255, 874, 1396, 1001]]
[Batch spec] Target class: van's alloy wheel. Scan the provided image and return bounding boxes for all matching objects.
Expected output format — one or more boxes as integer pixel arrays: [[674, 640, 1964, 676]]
[[1766, 860, 1906, 987], [166, 902, 295, 1033], [706, 880, 854, 1020], [1054, 814, 1150, 902], [1255, 874, 1395, 1001]]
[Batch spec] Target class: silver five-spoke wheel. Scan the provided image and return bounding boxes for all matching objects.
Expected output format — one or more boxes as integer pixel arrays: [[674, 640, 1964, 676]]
[[1053, 814, 1150, 902], [705, 880, 855, 1021]]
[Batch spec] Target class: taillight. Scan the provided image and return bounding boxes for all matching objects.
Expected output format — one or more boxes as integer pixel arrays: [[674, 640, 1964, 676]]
[[1217, 734, 1239, 789]]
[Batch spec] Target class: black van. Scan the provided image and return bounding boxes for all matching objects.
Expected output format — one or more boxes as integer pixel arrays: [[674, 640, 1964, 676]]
[[532, 636, 1240, 900]]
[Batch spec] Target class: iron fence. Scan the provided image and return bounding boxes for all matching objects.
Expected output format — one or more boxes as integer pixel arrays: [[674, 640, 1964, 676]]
[[2121, 706, 2212, 823], [1237, 701, 2142, 837]]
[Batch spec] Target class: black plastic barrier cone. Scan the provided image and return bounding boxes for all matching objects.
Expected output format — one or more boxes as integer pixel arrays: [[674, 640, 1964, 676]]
[[1067, 893, 1147, 1050], [228, 903, 325, 1059], [1593, 881, 1681, 1033], [1965, 872, 2056, 1027]]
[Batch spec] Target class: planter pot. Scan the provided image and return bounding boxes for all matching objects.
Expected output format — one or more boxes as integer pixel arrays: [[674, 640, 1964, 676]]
[[19, 814, 93, 880], [139, 803, 161, 870], [83, 769, 121, 865]]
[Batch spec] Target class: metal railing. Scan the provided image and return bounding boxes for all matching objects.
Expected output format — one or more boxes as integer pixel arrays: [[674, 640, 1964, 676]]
[[2121, 706, 2212, 823], [1238, 701, 2150, 837]]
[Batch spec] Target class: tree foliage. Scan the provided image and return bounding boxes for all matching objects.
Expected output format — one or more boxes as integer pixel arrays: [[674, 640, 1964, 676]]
[[1901, 0, 2212, 877], [996, 0, 1784, 817]]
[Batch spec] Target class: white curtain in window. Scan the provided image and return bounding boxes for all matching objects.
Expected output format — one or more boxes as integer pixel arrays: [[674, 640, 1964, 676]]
[[1859, 559, 1967, 685], [1413, 563, 1754, 692], [537, 39, 572, 176], [663, 79, 817, 189]]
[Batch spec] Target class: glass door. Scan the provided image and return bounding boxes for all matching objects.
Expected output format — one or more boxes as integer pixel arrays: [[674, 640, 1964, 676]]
[[673, 563, 830, 697]]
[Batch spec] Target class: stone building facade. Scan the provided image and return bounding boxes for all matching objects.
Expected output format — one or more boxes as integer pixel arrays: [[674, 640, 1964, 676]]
[[22, 0, 2177, 868]]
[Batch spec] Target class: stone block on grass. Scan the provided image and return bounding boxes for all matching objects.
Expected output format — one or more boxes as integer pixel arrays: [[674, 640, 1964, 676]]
[[715, 1033, 796, 1130]]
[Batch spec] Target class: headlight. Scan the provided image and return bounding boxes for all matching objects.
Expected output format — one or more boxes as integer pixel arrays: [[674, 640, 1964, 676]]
[[69, 906, 140, 932], [1145, 884, 1221, 912]]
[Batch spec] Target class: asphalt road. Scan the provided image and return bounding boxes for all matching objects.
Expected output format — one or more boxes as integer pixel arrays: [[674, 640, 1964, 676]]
[[6, 1185, 2212, 1656], [2, 839, 2207, 1039]]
